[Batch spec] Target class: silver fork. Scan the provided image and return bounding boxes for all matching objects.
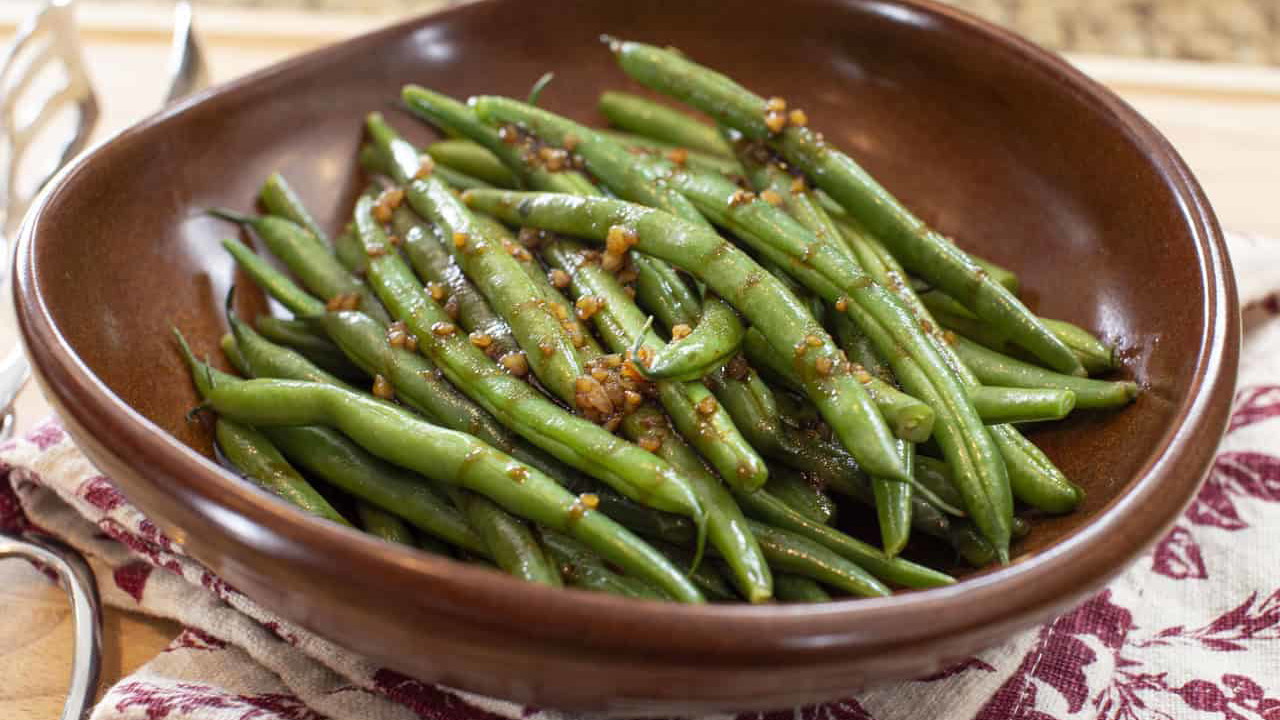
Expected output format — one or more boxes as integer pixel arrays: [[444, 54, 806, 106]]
[[0, 0, 98, 445], [1, 3, 209, 718], [0, 0, 208, 440]]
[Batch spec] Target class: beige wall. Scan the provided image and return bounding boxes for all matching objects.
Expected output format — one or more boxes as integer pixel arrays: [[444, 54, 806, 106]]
[[69, 0, 1279, 65], [952, 0, 1277, 65]]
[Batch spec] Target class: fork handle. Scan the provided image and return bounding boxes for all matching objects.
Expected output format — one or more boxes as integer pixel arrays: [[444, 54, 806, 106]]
[[0, 532, 103, 720]]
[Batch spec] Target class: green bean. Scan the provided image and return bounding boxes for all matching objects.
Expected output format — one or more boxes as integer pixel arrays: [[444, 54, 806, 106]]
[[763, 465, 836, 525], [829, 305, 893, 384], [332, 226, 369, 277], [971, 256, 1020, 295], [770, 387, 825, 429], [773, 574, 831, 602], [229, 308, 355, 391], [400, 88, 594, 195], [226, 237, 685, 535], [319, 311, 512, 443], [581, 489, 696, 547], [1041, 317, 1117, 373], [872, 443, 914, 557], [945, 514, 1030, 566], [733, 330, 806, 394], [364, 128, 588, 405], [598, 91, 734, 157], [190, 349, 352, 523], [467, 92, 709, 224], [542, 531, 668, 600], [587, 424, 945, 592], [710, 369, 817, 472], [913, 455, 965, 512], [609, 39, 1085, 377], [837, 222, 1087, 515], [266, 425, 487, 553], [614, 399, 770, 601], [740, 326, 934, 443], [373, 120, 732, 543], [356, 504, 416, 545], [886, 245, 1019, 293], [359, 142, 390, 177], [947, 520, 1001, 567], [225, 306, 561, 564], [735, 492, 953, 590], [252, 316, 366, 382], [433, 163, 497, 191], [598, 129, 743, 177], [632, 254, 759, 404], [743, 521, 890, 597], [387, 206, 521, 359], [465, 99, 737, 309], [734, 143, 849, 266], [992, 425, 1084, 515], [465, 191, 910, 485], [632, 254, 702, 329], [949, 335, 1138, 410], [673, 170, 1011, 557], [311, 298, 672, 553], [258, 172, 327, 241], [971, 386, 1076, 424], [463, 219, 765, 597], [330, 183, 384, 276], [473, 140, 1010, 556], [361, 141, 494, 190], [213, 418, 353, 526], [639, 420, 769, 595], [233, 235, 461, 404], [219, 333, 249, 375], [651, 543, 739, 601], [188, 332, 463, 541], [426, 139, 518, 188], [762, 433, 959, 557], [348, 165, 706, 525], [204, 379, 704, 603], [321, 309, 702, 546], [384, 197, 586, 404], [450, 489, 562, 586], [722, 342, 965, 515], [643, 161, 1009, 540], [210, 209, 391, 325], [727, 217, 1014, 542], [739, 179, 920, 557], [467, 213, 604, 357], [542, 237, 768, 491], [222, 238, 324, 316], [466, 96, 748, 384], [725, 386, 959, 560], [640, 298, 744, 382], [920, 291, 1115, 375], [233, 312, 433, 446]]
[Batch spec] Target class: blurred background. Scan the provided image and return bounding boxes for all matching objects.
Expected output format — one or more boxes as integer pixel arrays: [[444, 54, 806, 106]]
[[4, 0, 1276, 65]]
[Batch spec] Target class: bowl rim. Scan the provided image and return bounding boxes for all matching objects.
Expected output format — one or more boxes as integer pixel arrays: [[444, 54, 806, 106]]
[[14, 0, 1239, 661]]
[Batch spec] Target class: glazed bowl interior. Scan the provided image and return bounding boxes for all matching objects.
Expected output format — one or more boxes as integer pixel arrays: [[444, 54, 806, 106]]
[[15, 0, 1235, 712]]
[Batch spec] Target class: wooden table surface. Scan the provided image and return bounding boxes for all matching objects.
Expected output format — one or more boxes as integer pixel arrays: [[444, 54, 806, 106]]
[[2, 5, 1279, 717]]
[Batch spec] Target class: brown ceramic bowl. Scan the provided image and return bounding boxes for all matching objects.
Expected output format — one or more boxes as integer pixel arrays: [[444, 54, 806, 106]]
[[15, 0, 1237, 713]]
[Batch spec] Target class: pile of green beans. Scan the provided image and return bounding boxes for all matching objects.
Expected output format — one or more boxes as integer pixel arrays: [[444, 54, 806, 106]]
[[178, 41, 1139, 604]]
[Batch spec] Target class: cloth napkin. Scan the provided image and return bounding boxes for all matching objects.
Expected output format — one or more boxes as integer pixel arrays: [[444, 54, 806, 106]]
[[4, 232, 1279, 720]]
